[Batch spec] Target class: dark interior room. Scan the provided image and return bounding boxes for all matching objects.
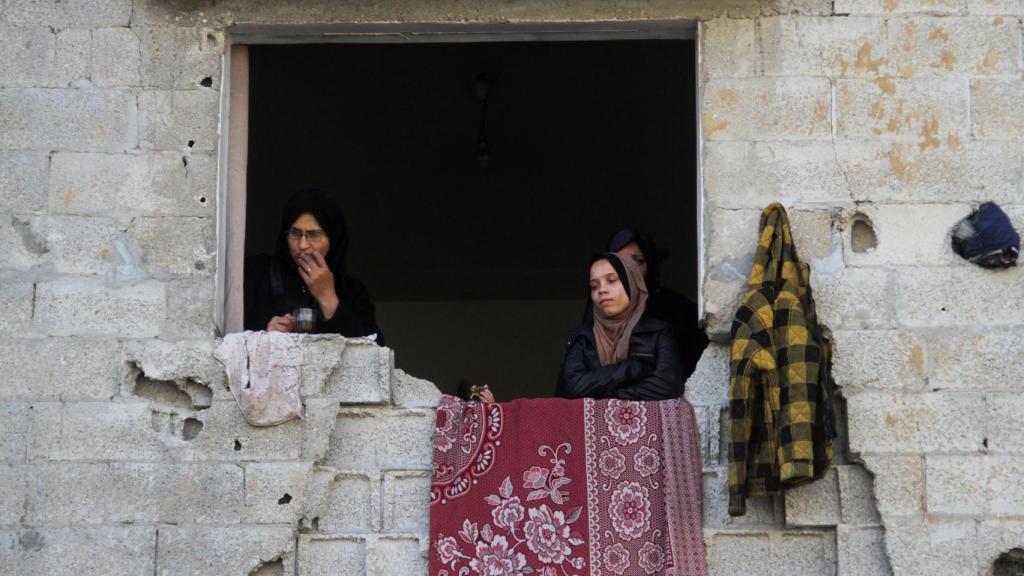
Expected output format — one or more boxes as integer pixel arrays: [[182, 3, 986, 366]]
[[245, 39, 698, 398]]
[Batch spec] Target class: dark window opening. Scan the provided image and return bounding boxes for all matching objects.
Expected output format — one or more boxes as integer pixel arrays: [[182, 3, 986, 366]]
[[245, 39, 698, 399]]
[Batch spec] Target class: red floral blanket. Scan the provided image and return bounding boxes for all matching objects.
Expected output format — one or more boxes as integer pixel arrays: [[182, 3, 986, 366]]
[[430, 396, 708, 576]]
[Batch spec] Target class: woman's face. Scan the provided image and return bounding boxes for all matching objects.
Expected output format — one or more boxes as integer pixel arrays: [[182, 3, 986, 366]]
[[590, 259, 630, 318], [287, 212, 330, 263], [617, 241, 648, 278]]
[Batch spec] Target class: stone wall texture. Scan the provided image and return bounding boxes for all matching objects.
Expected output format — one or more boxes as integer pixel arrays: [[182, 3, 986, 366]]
[[0, 0, 1022, 574]]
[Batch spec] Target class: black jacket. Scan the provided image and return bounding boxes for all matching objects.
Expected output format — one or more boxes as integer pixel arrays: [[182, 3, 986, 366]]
[[556, 316, 684, 401], [243, 254, 385, 343]]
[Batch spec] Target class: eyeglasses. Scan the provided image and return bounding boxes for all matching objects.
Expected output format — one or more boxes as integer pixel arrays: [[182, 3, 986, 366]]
[[287, 228, 327, 243]]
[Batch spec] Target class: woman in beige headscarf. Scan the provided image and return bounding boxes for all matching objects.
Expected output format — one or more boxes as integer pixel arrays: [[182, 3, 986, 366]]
[[556, 252, 685, 400]]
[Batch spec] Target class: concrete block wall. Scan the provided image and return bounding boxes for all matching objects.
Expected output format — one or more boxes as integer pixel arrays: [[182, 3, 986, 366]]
[[1, 0, 1022, 574]]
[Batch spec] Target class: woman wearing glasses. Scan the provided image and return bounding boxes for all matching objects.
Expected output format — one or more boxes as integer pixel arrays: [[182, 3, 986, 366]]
[[243, 188, 384, 342]]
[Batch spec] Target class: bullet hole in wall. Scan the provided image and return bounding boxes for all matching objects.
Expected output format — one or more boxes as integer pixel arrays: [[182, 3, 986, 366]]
[[200, 76, 213, 87], [199, 197, 207, 205], [182, 418, 204, 440], [182, 157, 189, 168], [187, 140, 195, 148], [994, 548, 1024, 576], [278, 493, 292, 505], [850, 214, 878, 253], [234, 439, 242, 451]]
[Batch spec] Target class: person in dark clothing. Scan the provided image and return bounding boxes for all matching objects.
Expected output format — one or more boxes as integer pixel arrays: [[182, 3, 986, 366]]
[[556, 252, 684, 400], [605, 228, 708, 380], [244, 189, 384, 343]]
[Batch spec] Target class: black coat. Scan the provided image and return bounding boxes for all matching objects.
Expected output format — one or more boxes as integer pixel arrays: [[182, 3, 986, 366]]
[[243, 254, 385, 343], [556, 316, 684, 401]]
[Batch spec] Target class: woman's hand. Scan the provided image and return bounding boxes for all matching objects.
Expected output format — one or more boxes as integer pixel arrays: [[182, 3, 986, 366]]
[[267, 314, 294, 332], [475, 385, 496, 403], [296, 252, 340, 319]]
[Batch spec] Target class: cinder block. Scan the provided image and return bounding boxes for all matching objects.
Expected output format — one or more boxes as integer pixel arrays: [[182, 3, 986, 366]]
[[847, 391, 984, 454], [702, 77, 832, 141], [365, 535, 426, 576], [684, 343, 728, 406], [837, 464, 881, 525], [708, 207, 836, 265], [702, 273, 747, 339], [162, 278, 216, 339], [702, 18, 758, 77], [188, 400, 304, 461], [704, 141, 854, 208], [703, 468, 783, 529], [23, 462, 109, 525], [839, 139, 1024, 205], [0, 151, 47, 212], [33, 278, 166, 338], [832, 330, 925, 391], [326, 408, 436, 470], [58, 401, 165, 460], [0, 88, 137, 152], [2, 0, 133, 26], [811, 268, 896, 330], [48, 151, 214, 218], [326, 342, 391, 404], [156, 526, 295, 576], [108, 462, 244, 524], [837, 525, 891, 576], [138, 27, 222, 90], [973, 78, 1024, 140], [298, 535, 366, 576], [895, 266, 1024, 326], [139, 89, 219, 151], [835, 78, 968, 141], [2, 403, 31, 462], [843, 204, 968, 267], [883, 518, 978, 576], [302, 398, 341, 462], [17, 527, 155, 576], [0, 214, 123, 275], [0, 26, 59, 88], [785, 469, 841, 527], [928, 455, 1024, 516], [391, 368, 441, 408], [987, 392, 1024, 453], [0, 464, 25, 527], [244, 462, 313, 524], [760, 15, 889, 77], [888, 17, 1022, 78], [123, 338, 228, 401], [54, 29, 90, 85], [925, 328, 1024, 390], [91, 27, 141, 87], [0, 337, 123, 401], [770, 531, 836, 576], [130, 216, 214, 277], [707, 532, 771, 576], [311, 470, 377, 532], [298, 337, 345, 398], [861, 454, 925, 516], [834, 0, 966, 14], [0, 280, 32, 334], [382, 470, 430, 531]]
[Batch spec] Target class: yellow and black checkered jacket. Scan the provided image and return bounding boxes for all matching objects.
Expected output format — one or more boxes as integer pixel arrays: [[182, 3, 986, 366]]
[[727, 203, 837, 516]]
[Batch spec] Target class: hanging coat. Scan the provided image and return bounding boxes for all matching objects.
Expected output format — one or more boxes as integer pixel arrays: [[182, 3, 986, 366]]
[[727, 203, 837, 516]]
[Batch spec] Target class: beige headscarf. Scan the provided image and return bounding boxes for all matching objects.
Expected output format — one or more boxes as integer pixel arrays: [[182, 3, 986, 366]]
[[592, 252, 649, 365]]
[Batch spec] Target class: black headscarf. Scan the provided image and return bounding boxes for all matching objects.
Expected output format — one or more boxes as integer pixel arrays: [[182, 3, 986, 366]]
[[607, 228, 666, 291], [274, 188, 349, 279]]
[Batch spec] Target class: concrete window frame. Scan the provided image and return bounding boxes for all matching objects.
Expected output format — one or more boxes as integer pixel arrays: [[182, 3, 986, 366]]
[[216, 21, 703, 334]]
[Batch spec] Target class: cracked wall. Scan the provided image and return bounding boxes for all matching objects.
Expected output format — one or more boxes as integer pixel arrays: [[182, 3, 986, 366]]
[[1, 0, 1023, 574]]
